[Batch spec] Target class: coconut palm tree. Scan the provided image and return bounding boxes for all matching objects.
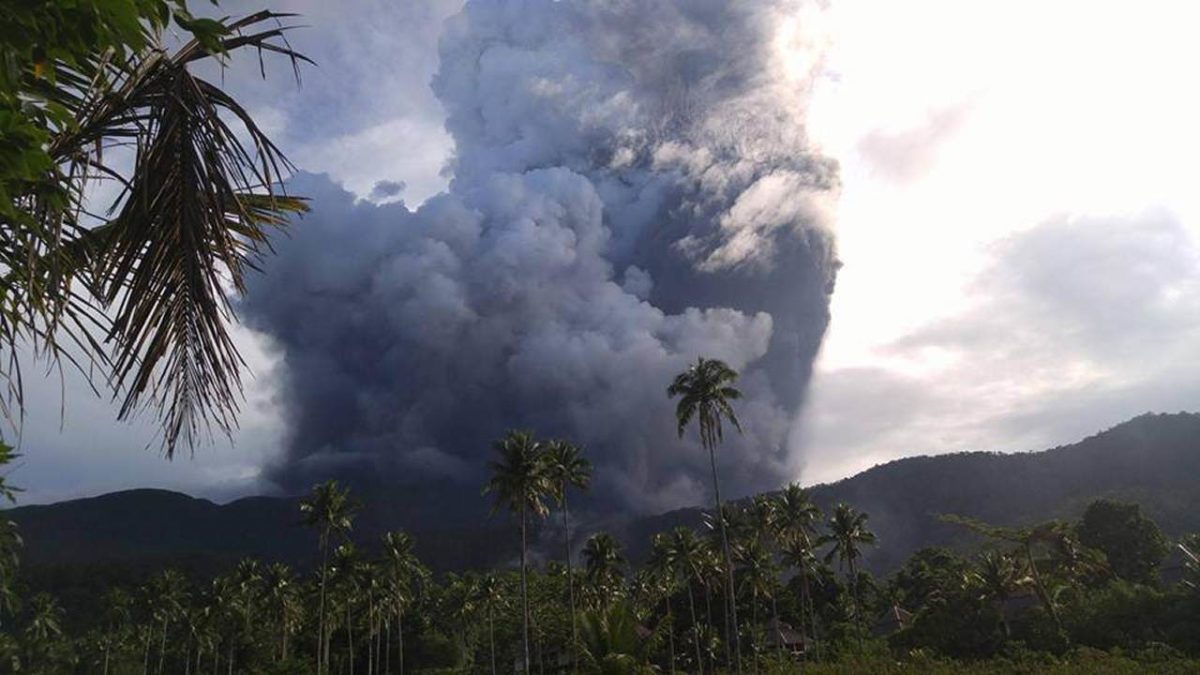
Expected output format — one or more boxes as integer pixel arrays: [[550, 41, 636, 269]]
[[23, 593, 64, 667], [440, 573, 478, 667], [328, 544, 364, 675], [583, 533, 627, 610], [227, 559, 266, 673], [0, 10, 310, 454], [819, 504, 876, 636], [652, 527, 710, 675], [300, 480, 358, 675], [475, 573, 506, 675], [734, 539, 778, 672], [542, 439, 592, 670], [971, 551, 1026, 640], [100, 588, 134, 675], [263, 563, 301, 662], [483, 430, 551, 674], [579, 601, 658, 675], [381, 531, 423, 675], [940, 515, 1067, 636], [668, 356, 745, 674], [774, 483, 822, 654], [146, 569, 188, 675]]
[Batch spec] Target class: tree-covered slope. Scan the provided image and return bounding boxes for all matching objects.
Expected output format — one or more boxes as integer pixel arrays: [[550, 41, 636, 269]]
[[9, 412, 1199, 579], [615, 412, 1200, 571]]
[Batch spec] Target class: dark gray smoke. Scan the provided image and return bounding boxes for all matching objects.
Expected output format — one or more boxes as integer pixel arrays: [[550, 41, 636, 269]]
[[241, 0, 840, 514]]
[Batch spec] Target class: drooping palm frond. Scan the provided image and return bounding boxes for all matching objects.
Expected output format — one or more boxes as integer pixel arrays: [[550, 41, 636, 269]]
[[6, 11, 310, 456]]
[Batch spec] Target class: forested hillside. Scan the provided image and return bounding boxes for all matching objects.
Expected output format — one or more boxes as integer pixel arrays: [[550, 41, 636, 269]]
[[12, 412, 1199, 581]]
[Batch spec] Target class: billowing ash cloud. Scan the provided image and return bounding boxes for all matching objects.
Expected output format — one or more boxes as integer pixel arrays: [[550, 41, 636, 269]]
[[241, 0, 840, 514]]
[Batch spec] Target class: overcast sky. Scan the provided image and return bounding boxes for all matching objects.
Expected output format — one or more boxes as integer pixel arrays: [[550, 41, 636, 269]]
[[12, 0, 1200, 505]]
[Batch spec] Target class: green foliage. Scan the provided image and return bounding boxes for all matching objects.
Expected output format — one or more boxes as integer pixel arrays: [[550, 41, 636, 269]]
[[1077, 499, 1170, 584], [0, 0, 308, 454], [4, 433, 1200, 672], [579, 601, 658, 674]]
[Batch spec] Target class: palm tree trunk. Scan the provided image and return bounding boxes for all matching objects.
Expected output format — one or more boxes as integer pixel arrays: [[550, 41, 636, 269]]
[[751, 590, 758, 675], [703, 584, 716, 674], [535, 608, 545, 675], [282, 608, 290, 661], [771, 593, 783, 664], [397, 605, 405, 675], [563, 492, 579, 674], [666, 607, 675, 675], [848, 557, 864, 649], [1024, 541, 1063, 634], [687, 583, 704, 675], [143, 632, 151, 675], [347, 603, 355, 675], [318, 531, 330, 675], [520, 503, 532, 674], [799, 564, 814, 661], [158, 618, 169, 675], [103, 644, 111, 675], [708, 443, 742, 675], [997, 598, 1011, 640], [489, 603, 497, 675], [384, 616, 391, 675], [368, 608, 374, 675]]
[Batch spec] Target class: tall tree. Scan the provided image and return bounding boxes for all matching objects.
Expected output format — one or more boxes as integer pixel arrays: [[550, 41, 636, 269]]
[[329, 544, 363, 675], [668, 356, 745, 674], [263, 563, 300, 663], [381, 531, 423, 675], [146, 569, 188, 675], [300, 480, 357, 675], [475, 573, 505, 675], [541, 439, 592, 671], [652, 527, 709, 675], [970, 551, 1025, 640], [735, 539, 778, 673], [820, 504, 876, 637], [22, 593, 64, 667], [583, 533, 627, 610], [774, 483, 822, 654], [940, 515, 1067, 637], [1076, 499, 1169, 584], [483, 430, 551, 674]]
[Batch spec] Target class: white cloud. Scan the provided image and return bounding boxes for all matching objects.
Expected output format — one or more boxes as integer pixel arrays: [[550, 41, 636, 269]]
[[798, 212, 1200, 484]]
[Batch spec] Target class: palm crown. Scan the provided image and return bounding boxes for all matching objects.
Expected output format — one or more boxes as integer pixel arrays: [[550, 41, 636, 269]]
[[541, 439, 592, 505], [821, 503, 876, 569], [482, 430, 551, 518], [668, 357, 743, 451]]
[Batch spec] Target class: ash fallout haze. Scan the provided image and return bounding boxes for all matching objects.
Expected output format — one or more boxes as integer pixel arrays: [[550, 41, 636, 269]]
[[15, 0, 1200, 513], [240, 0, 840, 514]]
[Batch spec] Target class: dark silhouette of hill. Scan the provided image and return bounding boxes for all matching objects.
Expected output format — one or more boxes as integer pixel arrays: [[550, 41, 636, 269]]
[[620, 412, 1200, 571], [9, 412, 1199, 586]]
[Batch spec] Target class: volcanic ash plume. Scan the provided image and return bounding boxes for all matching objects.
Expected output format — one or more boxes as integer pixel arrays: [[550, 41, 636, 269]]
[[241, 0, 840, 514]]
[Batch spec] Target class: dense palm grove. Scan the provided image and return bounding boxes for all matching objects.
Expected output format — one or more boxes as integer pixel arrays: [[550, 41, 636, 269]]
[[2, 436, 1200, 673]]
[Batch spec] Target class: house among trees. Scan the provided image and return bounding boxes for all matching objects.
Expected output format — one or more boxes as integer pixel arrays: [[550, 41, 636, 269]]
[[871, 605, 914, 637], [764, 617, 808, 658]]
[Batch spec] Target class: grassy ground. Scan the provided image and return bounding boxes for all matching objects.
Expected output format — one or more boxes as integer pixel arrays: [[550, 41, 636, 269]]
[[757, 646, 1200, 674]]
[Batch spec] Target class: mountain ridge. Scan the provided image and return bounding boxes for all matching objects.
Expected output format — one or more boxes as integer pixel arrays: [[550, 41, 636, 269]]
[[9, 412, 1199, 579]]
